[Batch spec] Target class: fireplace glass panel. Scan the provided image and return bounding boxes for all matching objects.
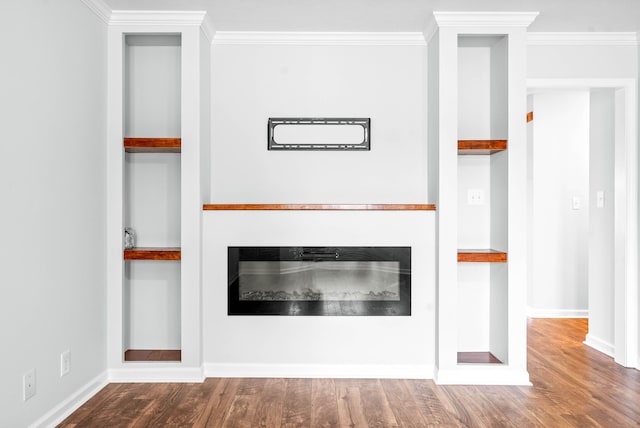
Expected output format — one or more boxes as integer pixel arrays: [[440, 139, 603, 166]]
[[239, 261, 401, 301], [228, 247, 410, 316]]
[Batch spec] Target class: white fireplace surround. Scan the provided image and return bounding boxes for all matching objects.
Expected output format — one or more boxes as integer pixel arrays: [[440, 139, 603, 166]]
[[202, 210, 436, 378]]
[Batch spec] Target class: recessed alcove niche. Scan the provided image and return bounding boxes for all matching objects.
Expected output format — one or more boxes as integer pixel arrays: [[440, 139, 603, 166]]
[[107, 12, 210, 376], [456, 34, 509, 366], [122, 34, 182, 362]]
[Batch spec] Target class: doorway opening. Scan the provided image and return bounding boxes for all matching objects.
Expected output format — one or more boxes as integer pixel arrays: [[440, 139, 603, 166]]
[[526, 79, 638, 369]]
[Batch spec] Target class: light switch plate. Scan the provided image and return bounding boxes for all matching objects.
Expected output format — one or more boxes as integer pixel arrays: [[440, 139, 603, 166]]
[[572, 196, 581, 210], [60, 350, 70, 377], [23, 369, 36, 401]]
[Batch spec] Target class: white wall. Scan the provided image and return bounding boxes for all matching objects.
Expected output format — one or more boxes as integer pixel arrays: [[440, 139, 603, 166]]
[[125, 154, 181, 248], [204, 41, 434, 375], [0, 1, 106, 426], [210, 42, 428, 204], [587, 89, 615, 353], [528, 45, 638, 79], [124, 261, 181, 350], [529, 90, 590, 315], [458, 44, 490, 139], [526, 95, 534, 315], [125, 36, 181, 138]]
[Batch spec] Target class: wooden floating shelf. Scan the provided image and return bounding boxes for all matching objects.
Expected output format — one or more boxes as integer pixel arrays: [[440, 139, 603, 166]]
[[458, 249, 507, 263], [124, 349, 181, 362], [458, 139, 507, 155], [124, 137, 181, 153], [203, 203, 436, 211], [124, 247, 181, 261], [457, 352, 502, 364]]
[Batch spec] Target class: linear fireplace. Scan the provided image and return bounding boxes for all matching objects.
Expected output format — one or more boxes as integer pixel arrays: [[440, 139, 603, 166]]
[[228, 246, 411, 316]]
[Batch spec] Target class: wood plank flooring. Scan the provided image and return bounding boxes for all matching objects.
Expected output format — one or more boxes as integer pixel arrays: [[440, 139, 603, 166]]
[[59, 318, 640, 427]]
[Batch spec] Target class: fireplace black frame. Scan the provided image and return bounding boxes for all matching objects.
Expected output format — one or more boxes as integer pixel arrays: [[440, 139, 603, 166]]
[[228, 246, 411, 316]]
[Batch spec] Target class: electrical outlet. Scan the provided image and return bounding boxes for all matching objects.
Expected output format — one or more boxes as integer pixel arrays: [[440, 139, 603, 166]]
[[23, 369, 36, 401], [60, 350, 70, 377], [467, 189, 485, 205]]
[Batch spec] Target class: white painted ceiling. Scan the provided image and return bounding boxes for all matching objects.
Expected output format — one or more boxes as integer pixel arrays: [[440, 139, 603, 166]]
[[103, 0, 640, 32]]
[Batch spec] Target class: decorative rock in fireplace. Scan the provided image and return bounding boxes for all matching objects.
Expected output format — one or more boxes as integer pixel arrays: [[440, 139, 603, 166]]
[[228, 246, 411, 316]]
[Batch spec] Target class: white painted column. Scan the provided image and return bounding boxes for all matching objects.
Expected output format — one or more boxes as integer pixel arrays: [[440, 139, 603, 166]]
[[435, 26, 459, 375], [106, 12, 211, 381], [181, 25, 204, 369], [106, 25, 125, 371], [506, 27, 529, 375]]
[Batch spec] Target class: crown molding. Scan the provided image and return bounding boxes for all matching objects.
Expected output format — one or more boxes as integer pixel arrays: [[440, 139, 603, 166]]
[[80, 2, 214, 34], [527, 32, 639, 46], [201, 14, 216, 42], [423, 17, 438, 43], [80, 0, 111, 25], [109, 10, 207, 27], [212, 31, 426, 46], [433, 11, 539, 28]]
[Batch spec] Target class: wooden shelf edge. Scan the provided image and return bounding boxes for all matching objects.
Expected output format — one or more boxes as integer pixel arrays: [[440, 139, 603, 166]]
[[124, 349, 182, 362], [124, 247, 181, 261], [203, 203, 437, 211], [458, 249, 507, 263], [457, 352, 503, 364], [526, 111, 534, 123], [124, 137, 181, 153], [458, 139, 507, 155]]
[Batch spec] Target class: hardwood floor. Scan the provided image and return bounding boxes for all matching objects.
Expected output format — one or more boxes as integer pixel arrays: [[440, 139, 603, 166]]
[[59, 319, 640, 427]]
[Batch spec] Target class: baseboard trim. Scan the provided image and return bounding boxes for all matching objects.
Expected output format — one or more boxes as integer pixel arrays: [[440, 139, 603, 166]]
[[584, 334, 615, 358], [203, 363, 435, 379], [30, 371, 108, 428], [527, 308, 588, 318], [108, 366, 205, 383], [435, 367, 531, 386]]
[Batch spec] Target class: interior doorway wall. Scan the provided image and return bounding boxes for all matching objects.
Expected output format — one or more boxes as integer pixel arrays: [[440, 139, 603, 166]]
[[527, 79, 638, 369], [527, 90, 590, 318], [586, 89, 616, 356]]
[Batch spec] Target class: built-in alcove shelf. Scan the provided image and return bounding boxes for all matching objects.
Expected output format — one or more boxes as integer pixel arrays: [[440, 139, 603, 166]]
[[203, 204, 436, 211], [458, 139, 507, 155], [124, 248, 181, 261], [124, 349, 181, 362], [458, 249, 507, 263], [457, 352, 502, 364], [124, 137, 181, 153]]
